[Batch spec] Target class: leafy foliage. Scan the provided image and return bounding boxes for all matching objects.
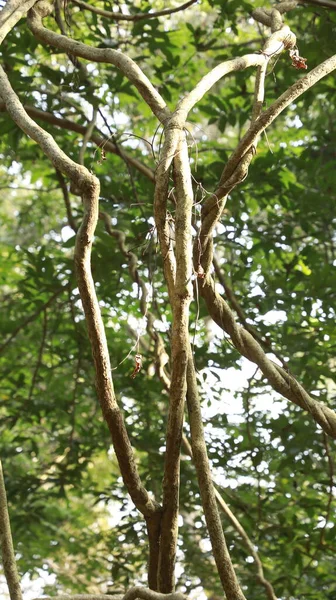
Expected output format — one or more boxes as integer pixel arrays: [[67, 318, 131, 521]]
[[0, 1, 336, 599]]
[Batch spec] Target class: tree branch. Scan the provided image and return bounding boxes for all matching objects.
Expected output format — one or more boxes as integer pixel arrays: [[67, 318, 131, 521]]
[[218, 55, 336, 190], [175, 24, 295, 121], [185, 357, 247, 600], [181, 436, 277, 600], [0, 0, 36, 43], [158, 133, 194, 592], [27, 2, 169, 123], [0, 66, 160, 525], [33, 596, 123, 600], [213, 489, 277, 600], [151, 17, 297, 596], [147, 306, 277, 599], [195, 53, 336, 285], [0, 104, 156, 181], [200, 276, 336, 439], [300, 0, 336, 9], [123, 588, 186, 600], [72, 0, 198, 21], [0, 460, 23, 600]]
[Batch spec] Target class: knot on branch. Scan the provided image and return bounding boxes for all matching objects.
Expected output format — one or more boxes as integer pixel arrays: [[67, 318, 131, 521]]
[[31, 0, 54, 18], [164, 121, 184, 132], [259, 25, 296, 57], [72, 171, 100, 198], [253, 3, 298, 31]]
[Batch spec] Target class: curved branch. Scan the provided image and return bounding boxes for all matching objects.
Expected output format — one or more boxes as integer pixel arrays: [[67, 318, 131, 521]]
[[0, 66, 160, 521], [175, 54, 265, 120], [300, 0, 336, 9], [27, 2, 169, 123], [151, 21, 295, 596], [72, 0, 197, 21], [175, 25, 294, 121], [0, 460, 23, 600], [195, 53, 336, 279], [219, 54, 336, 188], [0, 0, 36, 43]]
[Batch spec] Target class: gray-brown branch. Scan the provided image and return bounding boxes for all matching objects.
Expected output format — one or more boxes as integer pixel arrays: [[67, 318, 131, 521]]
[[0, 460, 23, 600], [27, 2, 169, 123], [72, 0, 197, 21], [186, 357, 247, 600], [157, 133, 194, 593]]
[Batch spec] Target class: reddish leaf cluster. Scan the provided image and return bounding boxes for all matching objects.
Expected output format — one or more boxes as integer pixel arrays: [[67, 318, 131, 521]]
[[289, 48, 308, 70]]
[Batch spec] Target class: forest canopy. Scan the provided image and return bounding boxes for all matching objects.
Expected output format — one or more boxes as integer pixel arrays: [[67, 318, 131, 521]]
[[0, 1, 336, 600]]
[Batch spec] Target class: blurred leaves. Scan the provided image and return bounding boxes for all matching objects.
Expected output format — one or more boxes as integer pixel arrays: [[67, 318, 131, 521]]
[[0, 1, 336, 599]]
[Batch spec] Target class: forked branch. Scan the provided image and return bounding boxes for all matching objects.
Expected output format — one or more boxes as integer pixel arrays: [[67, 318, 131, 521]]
[[27, 2, 169, 123]]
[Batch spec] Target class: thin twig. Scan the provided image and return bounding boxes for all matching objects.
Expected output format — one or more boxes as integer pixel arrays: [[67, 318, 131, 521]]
[[0, 104, 156, 182], [26, 308, 48, 404], [0, 288, 63, 355], [55, 169, 78, 232], [79, 106, 98, 166]]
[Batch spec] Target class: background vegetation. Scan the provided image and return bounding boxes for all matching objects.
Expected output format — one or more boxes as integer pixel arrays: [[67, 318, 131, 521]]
[[0, 1, 335, 599]]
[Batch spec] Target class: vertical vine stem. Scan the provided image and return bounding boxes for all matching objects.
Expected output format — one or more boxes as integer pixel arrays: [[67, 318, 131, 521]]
[[158, 131, 194, 591], [0, 62, 161, 588], [186, 356, 247, 600], [0, 460, 23, 600]]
